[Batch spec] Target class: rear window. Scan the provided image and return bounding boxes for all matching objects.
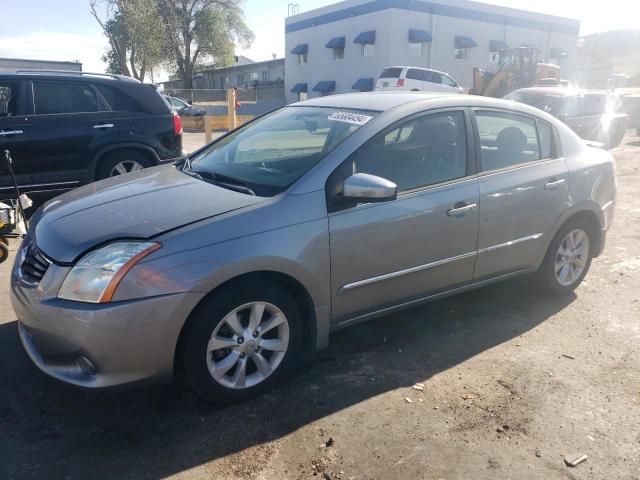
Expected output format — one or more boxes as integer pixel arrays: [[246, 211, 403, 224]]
[[503, 91, 563, 113], [379, 68, 402, 79], [95, 84, 144, 113], [406, 69, 441, 84]]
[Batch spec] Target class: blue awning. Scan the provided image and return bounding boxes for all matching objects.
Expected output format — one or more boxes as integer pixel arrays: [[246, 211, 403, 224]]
[[409, 29, 432, 43], [489, 40, 510, 51], [291, 43, 308, 55], [353, 30, 376, 44], [325, 36, 346, 49], [313, 80, 336, 93], [550, 47, 567, 58], [455, 35, 477, 48], [352, 78, 374, 91], [291, 82, 308, 93]]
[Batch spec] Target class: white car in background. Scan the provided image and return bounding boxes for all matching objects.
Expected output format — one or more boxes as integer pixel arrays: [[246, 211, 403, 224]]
[[375, 66, 464, 94]]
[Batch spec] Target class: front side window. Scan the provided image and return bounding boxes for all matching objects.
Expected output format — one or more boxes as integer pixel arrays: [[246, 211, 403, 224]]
[[408, 42, 423, 56], [0, 83, 19, 117], [454, 47, 468, 59], [475, 111, 542, 171], [503, 91, 563, 114], [333, 47, 344, 60], [33, 82, 98, 115], [351, 111, 468, 192], [187, 106, 377, 196], [361, 44, 375, 57]]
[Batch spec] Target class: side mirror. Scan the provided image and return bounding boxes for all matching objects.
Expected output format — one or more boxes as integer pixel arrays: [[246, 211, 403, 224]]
[[343, 173, 397, 202]]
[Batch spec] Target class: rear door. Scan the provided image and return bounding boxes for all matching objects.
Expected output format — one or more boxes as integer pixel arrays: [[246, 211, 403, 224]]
[[0, 79, 31, 197], [328, 109, 479, 322], [473, 109, 568, 279], [26, 80, 118, 188]]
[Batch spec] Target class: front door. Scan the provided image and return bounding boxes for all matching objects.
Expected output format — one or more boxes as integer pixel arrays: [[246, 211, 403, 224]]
[[0, 79, 31, 199], [473, 109, 569, 279], [328, 109, 479, 322]]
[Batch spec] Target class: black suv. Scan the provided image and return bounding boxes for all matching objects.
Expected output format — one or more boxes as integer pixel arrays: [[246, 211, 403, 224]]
[[0, 70, 183, 200]]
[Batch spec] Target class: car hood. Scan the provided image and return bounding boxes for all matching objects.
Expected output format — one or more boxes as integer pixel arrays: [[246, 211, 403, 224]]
[[32, 165, 264, 263]]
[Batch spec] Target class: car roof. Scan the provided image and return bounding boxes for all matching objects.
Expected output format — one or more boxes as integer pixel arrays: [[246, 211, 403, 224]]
[[385, 66, 450, 76], [0, 70, 139, 84], [292, 92, 555, 116], [512, 87, 609, 98]]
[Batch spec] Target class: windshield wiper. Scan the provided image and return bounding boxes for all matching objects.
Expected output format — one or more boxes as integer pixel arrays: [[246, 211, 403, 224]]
[[194, 170, 256, 196]]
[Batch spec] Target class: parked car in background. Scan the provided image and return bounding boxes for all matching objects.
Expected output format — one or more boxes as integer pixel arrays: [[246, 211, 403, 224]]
[[504, 87, 628, 149], [375, 66, 463, 94], [164, 95, 206, 116], [12, 93, 616, 403], [618, 93, 640, 136], [0, 70, 183, 200]]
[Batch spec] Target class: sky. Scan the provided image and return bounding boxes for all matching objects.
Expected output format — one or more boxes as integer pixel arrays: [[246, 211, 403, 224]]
[[0, 0, 638, 81]]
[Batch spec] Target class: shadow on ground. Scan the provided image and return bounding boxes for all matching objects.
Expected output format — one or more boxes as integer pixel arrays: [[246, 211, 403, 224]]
[[0, 278, 574, 479]]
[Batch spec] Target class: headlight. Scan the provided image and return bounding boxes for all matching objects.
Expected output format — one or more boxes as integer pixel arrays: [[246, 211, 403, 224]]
[[58, 242, 161, 303]]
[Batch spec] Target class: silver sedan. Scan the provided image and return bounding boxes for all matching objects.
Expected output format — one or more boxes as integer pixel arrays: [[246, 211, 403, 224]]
[[11, 93, 616, 402]]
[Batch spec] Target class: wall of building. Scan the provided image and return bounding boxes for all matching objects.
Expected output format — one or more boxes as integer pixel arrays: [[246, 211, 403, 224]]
[[284, 0, 579, 103], [0, 58, 82, 71], [193, 59, 285, 90]]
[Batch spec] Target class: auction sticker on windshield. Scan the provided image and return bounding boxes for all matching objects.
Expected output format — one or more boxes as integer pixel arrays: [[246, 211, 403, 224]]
[[328, 111, 373, 126]]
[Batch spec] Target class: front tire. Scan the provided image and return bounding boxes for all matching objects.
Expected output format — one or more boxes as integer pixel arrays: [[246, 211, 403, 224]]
[[534, 219, 594, 295], [181, 281, 303, 403]]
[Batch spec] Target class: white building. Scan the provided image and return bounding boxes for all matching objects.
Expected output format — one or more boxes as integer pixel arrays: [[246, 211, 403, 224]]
[[285, 0, 579, 102]]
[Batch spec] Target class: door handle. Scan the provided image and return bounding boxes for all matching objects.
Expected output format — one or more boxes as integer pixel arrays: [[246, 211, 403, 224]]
[[93, 123, 114, 129], [447, 203, 477, 216], [0, 130, 24, 136], [544, 178, 566, 191]]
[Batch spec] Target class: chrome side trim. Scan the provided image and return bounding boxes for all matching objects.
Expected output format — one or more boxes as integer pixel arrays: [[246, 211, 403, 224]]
[[478, 233, 543, 254], [0, 181, 80, 191], [601, 200, 614, 211], [0, 130, 24, 136], [339, 251, 477, 293], [333, 268, 533, 332]]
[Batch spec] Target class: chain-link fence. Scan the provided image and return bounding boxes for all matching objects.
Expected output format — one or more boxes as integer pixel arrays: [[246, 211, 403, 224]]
[[163, 85, 286, 105]]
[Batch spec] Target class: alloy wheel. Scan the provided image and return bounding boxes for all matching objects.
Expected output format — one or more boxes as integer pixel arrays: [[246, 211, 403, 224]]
[[109, 160, 145, 176], [555, 228, 590, 287], [206, 301, 290, 389]]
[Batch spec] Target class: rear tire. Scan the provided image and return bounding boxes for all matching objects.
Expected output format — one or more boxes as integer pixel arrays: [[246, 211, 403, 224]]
[[96, 150, 153, 180], [181, 281, 303, 403], [534, 218, 595, 295]]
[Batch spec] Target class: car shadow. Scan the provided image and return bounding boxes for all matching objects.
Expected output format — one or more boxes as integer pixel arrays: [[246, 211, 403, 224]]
[[0, 278, 575, 479]]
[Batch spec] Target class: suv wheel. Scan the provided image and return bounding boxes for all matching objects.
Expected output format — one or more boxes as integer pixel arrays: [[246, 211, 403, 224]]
[[535, 219, 594, 295], [181, 282, 303, 403], [96, 150, 152, 180]]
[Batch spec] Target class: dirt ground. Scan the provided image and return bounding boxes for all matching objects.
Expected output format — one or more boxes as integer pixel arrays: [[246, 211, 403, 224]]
[[1, 134, 639, 480]]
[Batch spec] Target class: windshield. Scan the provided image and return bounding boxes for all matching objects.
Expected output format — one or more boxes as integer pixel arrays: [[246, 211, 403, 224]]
[[504, 91, 563, 113], [187, 106, 378, 196]]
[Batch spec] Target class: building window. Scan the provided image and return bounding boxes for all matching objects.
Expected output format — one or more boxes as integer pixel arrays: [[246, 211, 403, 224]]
[[236, 73, 245, 84], [361, 43, 375, 57], [333, 47, 344, 60], [454, 48, 468, 59], [249, 72, 259, 82], [298, 53, 308, 64], [408, 42, 423, 56], [262, 71, 268, 81]]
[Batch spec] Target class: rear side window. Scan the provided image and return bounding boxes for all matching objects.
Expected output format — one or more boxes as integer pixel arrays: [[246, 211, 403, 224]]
[[406, 69, 440, 84], [33, 82, 97, 115], [379, 67, 402, 79], [537, 121, 554, 159], [95, 84, 144, 113], [475, 111, 541, 171]]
